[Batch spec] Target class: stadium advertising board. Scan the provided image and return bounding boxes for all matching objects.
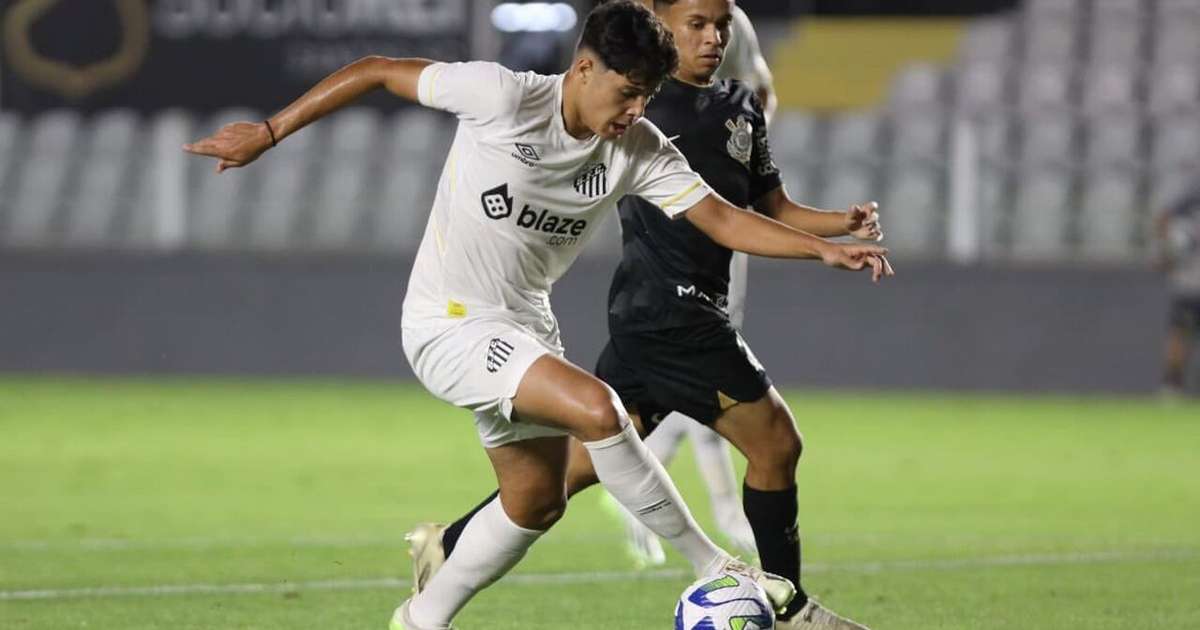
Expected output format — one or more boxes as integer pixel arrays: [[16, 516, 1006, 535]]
[[1, 0, 472, 114]]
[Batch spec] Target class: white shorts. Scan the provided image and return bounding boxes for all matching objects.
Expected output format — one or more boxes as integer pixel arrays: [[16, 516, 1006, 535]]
[[402, 316, 570, 448]]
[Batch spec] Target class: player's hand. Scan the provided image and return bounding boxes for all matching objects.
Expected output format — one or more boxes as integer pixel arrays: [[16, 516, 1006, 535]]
[[846, 201, 883, 242], [820, 242, 895, 283], [183, 121, 274, 173]]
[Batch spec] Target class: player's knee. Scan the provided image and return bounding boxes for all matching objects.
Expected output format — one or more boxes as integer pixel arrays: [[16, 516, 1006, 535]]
[[574, 383, 627, 442], [508, 492, 568, 530], [765, 408, 803, 471], [529, 495, 568, 530]]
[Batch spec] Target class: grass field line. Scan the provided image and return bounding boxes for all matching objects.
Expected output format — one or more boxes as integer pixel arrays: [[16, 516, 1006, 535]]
[[2, 549, 1196, 602]]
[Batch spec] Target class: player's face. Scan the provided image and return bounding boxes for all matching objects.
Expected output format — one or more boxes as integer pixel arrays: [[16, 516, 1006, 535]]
[[583, 66, 659, 139], [657, 0, 734, 84]]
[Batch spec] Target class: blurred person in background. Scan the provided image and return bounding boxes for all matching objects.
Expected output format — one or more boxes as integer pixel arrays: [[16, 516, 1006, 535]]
[[183, 2, 891, 628], [1156, 182, 1200, 398], [431, 1, 882, 628], [599, 0, 781, 571]]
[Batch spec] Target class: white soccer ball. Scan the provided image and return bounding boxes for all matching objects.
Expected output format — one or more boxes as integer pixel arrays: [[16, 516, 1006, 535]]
[[674, 572, 775, 630]]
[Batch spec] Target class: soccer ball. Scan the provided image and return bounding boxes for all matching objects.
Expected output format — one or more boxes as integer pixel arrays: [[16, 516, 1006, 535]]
[[674, 572, 774, 630]]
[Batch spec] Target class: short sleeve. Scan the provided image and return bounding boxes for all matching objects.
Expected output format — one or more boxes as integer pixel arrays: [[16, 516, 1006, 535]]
[[417, 61, 521, 126], [749, 98, 782, 202], [625, 122, 711, 218]]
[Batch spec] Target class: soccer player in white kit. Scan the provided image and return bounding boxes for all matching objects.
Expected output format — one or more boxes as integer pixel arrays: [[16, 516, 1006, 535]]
[[184, 3, 892, 628], [604, 0, 781, 566]]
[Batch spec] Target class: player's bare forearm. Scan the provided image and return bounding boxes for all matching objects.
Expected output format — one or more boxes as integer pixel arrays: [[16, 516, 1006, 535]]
[[185, 56, 435, 171], [687, 194, 894, 281], [269, 56, 434, 142], [686, 194, 827, 259], [769, 203, 848, 237], [755, 187, 847, 237]]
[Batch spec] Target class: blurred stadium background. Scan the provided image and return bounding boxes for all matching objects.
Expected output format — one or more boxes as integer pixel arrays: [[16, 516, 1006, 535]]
[[2, 2, 1199, 629], [2, 0, 1197, 392]]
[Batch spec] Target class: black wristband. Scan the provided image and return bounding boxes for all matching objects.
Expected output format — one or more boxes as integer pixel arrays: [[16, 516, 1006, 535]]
[[263, 120, 277, 147]]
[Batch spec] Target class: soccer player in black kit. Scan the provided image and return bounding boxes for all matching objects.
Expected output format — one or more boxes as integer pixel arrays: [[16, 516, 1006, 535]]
[[408, 2, 887, 628]]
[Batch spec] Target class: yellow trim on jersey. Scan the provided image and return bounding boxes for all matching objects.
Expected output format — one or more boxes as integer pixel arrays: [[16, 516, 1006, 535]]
[[432, 215, 445, 255], [659, 181, 703, 209], [420, 63, 441, 106], [447, 300, 467, 318]]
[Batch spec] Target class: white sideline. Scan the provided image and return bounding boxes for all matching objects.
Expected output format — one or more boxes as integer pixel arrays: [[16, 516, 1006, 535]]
[[1, 550, 1195, 602]]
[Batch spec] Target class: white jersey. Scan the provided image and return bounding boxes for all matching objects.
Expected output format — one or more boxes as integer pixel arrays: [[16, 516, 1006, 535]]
[[402, 61, 711, 343], [714, 6, 773, 94]]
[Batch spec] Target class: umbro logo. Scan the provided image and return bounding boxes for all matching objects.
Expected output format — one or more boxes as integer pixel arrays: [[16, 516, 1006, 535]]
[[486, 338, 515, 373], [573, 163, 608, 199], [511, 143, 540, 167]]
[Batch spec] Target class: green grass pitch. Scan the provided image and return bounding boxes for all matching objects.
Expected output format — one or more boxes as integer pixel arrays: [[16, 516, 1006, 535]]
[[1, 376, 1198, 629]]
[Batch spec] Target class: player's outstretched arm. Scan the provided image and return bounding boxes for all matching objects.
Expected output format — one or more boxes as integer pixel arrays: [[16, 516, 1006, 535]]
[[685, 193, 895, 282], [755, 187, 883, 241], [184, 56, 434, 172]]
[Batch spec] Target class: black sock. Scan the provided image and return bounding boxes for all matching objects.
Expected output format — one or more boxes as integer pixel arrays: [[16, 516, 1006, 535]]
[[440, 489, 499, 557], [743, 483, 808, 618]]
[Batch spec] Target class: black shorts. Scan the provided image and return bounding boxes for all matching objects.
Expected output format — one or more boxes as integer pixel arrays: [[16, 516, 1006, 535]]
[[594, 321, 772, 430], [1169, 296, 1200, 330]]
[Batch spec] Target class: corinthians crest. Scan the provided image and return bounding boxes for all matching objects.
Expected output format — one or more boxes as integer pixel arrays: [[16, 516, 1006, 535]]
[[725, 115, 753, 167]]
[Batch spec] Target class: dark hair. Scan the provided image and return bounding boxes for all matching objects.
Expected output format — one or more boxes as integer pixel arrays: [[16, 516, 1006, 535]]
[[578, 1, 678, 86]]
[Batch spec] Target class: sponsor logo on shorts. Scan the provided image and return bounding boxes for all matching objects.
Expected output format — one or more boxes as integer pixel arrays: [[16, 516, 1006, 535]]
[[486, 338, 515, 373]]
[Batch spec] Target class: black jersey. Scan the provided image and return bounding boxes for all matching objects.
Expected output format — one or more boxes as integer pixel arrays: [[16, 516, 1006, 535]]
[[608, 77, 782, 332]]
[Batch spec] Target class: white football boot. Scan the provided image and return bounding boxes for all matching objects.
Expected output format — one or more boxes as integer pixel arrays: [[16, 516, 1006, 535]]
[[716, 557, 797, 615], [776, 599, 871, 630], [405, 523, 448, 594], [389, 598, 456, 630]]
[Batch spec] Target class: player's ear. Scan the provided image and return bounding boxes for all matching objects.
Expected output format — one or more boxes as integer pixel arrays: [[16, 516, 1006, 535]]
[[574, 53, 595, 84]]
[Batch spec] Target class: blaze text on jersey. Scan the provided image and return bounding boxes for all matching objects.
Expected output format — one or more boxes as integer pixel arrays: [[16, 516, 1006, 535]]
[[481, 183, 589, 247]]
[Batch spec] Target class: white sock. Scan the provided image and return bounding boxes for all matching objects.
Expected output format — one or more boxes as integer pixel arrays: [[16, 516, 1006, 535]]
[[583, 421, 726, 575], [408, 498, 542, 628], [645, 412, 690, 465]]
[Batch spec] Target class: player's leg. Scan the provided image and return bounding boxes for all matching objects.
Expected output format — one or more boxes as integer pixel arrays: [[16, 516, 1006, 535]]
[[402, 437, 567, 629], [710, 389, 803, 599], [598, 411, 688, 567], [419, 343, 796, 613], [713, 390, 869, 629], [509, 353, 727, 575], [1162, 298, 1196, 395], [398, 319, 720, 628], [644, 411, 689, 463]]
